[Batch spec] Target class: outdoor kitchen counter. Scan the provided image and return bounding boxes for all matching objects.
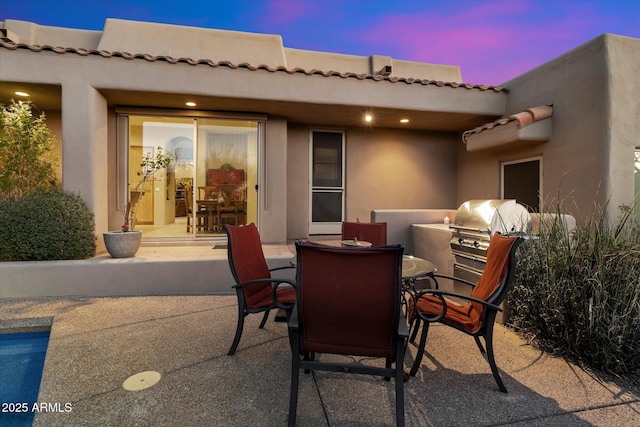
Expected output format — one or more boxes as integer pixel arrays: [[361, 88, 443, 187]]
[[412, 223, 455, 292]]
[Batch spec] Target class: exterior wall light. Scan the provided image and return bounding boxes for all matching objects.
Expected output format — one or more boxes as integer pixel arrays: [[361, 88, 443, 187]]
[[15, 91, 30, 97]]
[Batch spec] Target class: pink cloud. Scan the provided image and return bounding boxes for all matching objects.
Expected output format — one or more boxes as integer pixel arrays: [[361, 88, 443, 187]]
[[357, 0, 615, 84], [262, 0, 320, 25]]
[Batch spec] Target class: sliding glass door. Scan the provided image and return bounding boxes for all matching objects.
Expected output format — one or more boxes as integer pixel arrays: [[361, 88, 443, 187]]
[[124, 114, 261, 240], [194, 118, 259, 237]]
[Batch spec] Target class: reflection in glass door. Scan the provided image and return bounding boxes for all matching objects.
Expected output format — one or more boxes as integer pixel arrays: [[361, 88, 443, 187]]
[[195, 119, 258, 237], [309, 130, 345, 234], [125, 114, 260, 239]]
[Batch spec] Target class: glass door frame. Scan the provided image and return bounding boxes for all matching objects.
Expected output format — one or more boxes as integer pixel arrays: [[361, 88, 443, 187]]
[[116, 107, 266, 241]]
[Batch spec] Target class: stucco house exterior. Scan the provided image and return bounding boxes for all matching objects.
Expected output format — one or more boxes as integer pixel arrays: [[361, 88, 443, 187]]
[[1, 18, 639, 255]]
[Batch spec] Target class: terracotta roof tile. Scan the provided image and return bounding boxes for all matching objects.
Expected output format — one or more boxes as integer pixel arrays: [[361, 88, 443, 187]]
[[463, 105, 553, 139], [0, 41, 509, 93]]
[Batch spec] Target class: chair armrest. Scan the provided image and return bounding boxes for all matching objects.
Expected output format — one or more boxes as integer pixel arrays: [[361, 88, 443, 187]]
[[272, 279, 297, 310], [415, 288, 503, 317], [231, 278, 293, 289], [269, 263, 296, 273]]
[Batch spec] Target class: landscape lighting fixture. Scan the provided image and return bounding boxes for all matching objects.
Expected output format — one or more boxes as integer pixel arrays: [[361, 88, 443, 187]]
[[15, 91, 30, 97]]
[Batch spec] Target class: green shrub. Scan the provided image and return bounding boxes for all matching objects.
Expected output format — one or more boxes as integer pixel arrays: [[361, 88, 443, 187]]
[[508, 203, 640, 374], [0, 100, 58, 201], [0, 189, 96, 260]]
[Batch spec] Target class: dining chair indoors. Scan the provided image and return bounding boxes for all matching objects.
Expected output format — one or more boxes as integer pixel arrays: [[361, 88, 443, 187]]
[[184, 184, 208, 233], [341, 221, 387, 247], [224, 223, 296, 355], [282, 240, 407, 426], [407, 233, 523, 392]]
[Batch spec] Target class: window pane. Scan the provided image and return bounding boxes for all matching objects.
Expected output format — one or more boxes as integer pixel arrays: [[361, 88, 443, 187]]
[[313, 132, 342, 187], [312, 192, 342, 222]]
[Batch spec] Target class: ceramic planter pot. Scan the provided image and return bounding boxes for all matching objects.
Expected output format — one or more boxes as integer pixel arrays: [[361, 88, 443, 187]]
[[103, 231, 142, 258]]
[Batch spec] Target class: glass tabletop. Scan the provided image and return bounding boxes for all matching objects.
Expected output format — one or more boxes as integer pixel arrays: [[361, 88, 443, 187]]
[[402, 255, 436, 280]]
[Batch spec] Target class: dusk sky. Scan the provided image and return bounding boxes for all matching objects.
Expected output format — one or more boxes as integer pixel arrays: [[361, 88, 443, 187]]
[[1, 0, 639, 85]]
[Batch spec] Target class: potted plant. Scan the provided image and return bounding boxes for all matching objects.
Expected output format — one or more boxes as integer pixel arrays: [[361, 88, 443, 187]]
[[103, 147, 174, 257]]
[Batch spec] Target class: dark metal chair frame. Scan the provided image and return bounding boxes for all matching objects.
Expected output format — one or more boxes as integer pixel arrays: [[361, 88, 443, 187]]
[[279, 240, 408, 426], [408, 236, 523, 393], [224, 224, 296, 355]]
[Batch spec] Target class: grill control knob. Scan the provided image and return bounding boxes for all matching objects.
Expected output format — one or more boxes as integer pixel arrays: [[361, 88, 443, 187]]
[[473, 241, 480, 248], [458, 238, 465, 245]]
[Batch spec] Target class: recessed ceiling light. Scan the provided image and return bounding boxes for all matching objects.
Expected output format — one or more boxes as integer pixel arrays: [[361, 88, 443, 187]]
[[186, 101, 196, 107], [365, 114, 372, 122], [400, 118, 409, 123], [15, 91, 30, 97]]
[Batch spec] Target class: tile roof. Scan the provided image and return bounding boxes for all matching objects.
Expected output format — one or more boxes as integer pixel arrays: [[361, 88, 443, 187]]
[[0, 41, 509, 93], [463, 105, 552, 140]]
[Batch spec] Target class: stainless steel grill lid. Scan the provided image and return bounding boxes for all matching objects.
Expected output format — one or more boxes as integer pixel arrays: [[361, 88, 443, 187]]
[[450, 199, 531, 283], [451, 199, 531, 236]]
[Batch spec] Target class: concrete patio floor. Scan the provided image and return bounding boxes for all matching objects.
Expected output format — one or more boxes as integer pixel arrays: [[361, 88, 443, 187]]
[[1, 295, 638, 426]]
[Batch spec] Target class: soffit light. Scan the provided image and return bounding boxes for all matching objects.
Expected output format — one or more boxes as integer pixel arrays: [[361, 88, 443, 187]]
[[15, 91, 30, 97], [365, 114, 373, 122], [400, 119, 409, 123], [186, 101, 196, 107]]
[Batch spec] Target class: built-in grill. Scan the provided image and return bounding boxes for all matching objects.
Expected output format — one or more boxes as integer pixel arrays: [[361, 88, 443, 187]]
[[450, 200, 531, 284]]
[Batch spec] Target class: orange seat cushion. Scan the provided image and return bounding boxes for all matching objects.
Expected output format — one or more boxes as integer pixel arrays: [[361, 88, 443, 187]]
[[415, 296, 479, 334], [411, 234, 518, 334]]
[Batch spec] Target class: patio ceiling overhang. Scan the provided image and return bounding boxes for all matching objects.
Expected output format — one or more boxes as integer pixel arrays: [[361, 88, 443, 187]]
[[98, 89, 505, 132], [0, 81, 506, 133]]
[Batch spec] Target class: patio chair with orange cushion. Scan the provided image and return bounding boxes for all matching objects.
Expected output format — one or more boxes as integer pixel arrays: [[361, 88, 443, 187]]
[[407, 233, 523, 392], [282, 240, 407, 426], [341, 221, 387, 247], [224, 223, 296, 355]]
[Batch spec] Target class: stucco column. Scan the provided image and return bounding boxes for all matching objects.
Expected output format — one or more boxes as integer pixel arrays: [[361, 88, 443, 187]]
[[61, 84, 108, 251], [259, 118, 288, 243]]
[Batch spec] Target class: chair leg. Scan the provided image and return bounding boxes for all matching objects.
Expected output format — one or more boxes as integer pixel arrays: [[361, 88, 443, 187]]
[[484, 329, 507, 393], [228, 304, 246, 356], [395, 338, 406, 427], [258, 310, 270, 329], [474, 335, 486, 354], [409, 316, 421, 344], [288, 349, 301, 426], [384, 357, 392, 381], [409, 322, 430, 377]]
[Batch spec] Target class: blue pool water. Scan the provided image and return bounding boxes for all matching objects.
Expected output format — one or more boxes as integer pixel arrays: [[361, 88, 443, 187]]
[[0, 330, 50, 427]]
